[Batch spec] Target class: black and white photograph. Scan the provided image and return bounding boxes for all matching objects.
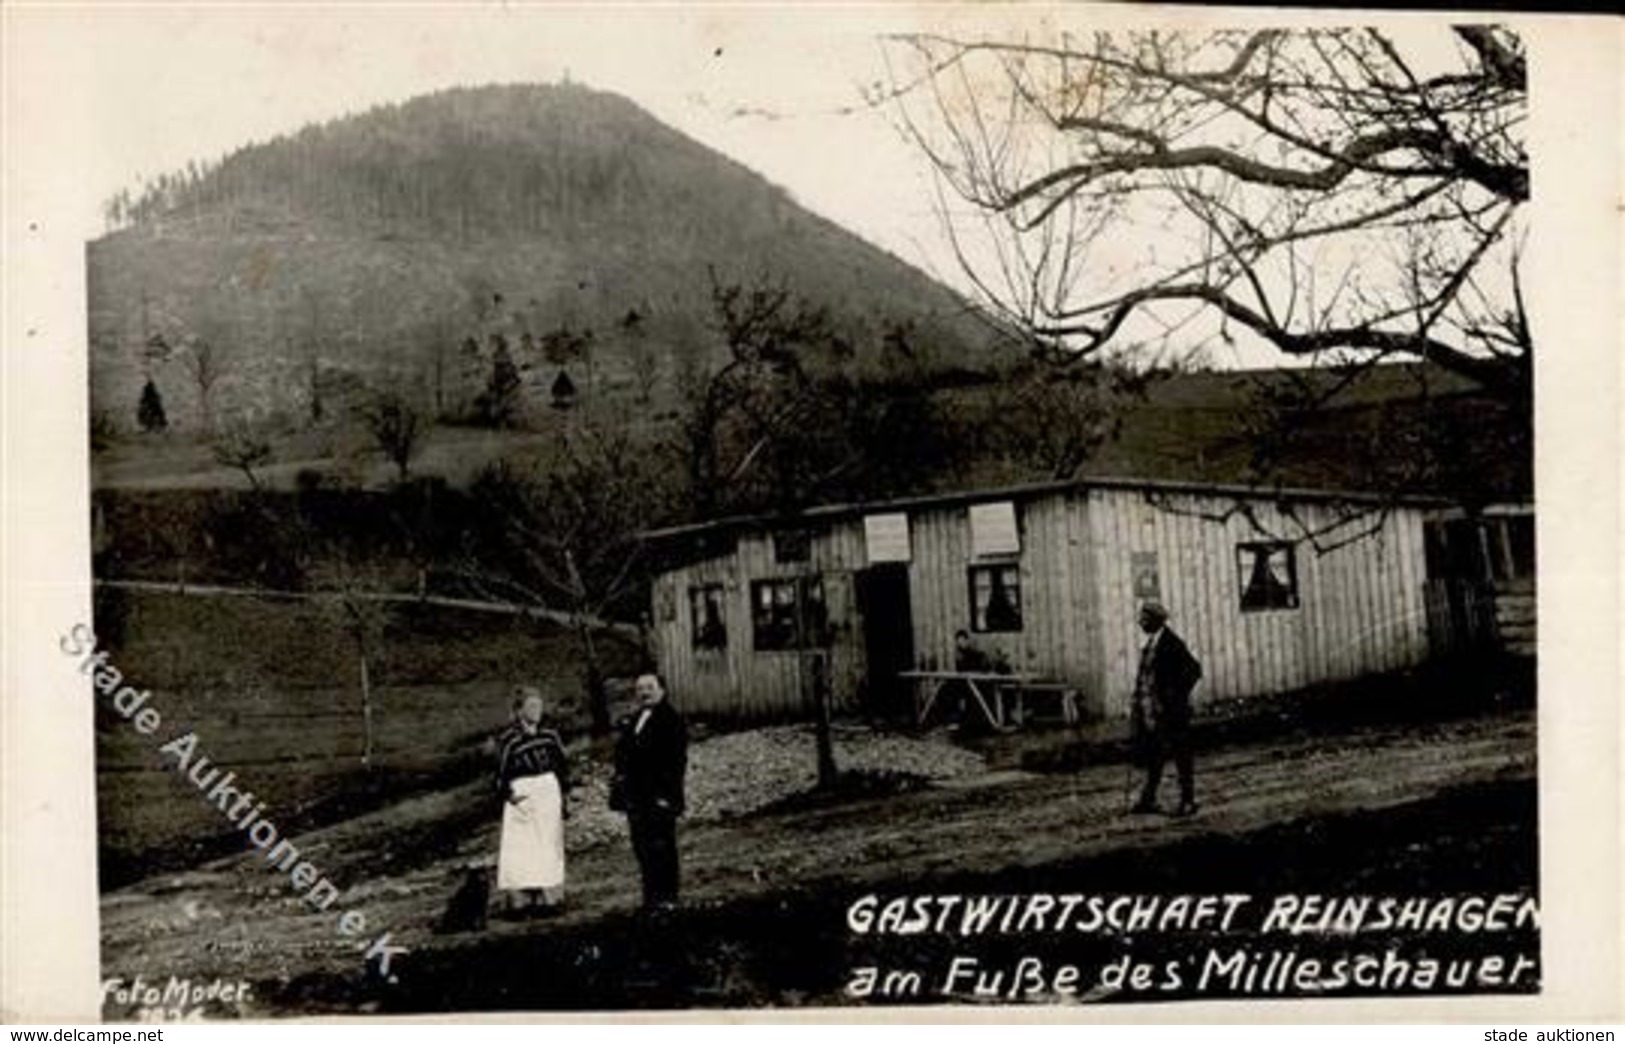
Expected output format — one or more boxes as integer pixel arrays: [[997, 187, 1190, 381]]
[[1, 2, 1618, 1025]]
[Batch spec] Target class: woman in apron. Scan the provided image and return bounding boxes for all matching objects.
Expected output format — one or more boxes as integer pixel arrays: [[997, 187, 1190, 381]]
[[495, 686, 570, 916]]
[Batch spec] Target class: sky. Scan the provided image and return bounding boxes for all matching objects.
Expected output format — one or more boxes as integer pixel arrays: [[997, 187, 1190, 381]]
[[7, 6, 1501, 370], [17, 7, 956, 272]]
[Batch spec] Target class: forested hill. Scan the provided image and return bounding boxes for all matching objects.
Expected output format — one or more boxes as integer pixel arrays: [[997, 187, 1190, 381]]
[[87, 83, 997, 433]]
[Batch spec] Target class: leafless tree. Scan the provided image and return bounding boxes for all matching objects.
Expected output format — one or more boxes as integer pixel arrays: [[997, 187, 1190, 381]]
[[679, 274, 856, 517], [211, 419, 272, 491], [621, 307, 660, 406], [878, 26, 1529, 405], [416, 309, 463, 422], [182, 335, 226, 434], [361, 388, 424, 482], [989, 358, 1164, 480], [332, 562, 387, 770], [463, 423, 666, 733], [680, 276, 953, 787]]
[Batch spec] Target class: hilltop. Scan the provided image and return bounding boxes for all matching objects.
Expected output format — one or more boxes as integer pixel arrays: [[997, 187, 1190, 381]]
[[87, 82, 997, 434]]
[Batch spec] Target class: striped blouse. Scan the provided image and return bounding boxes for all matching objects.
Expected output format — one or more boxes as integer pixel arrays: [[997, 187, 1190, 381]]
[[496, 724, 569, 798]]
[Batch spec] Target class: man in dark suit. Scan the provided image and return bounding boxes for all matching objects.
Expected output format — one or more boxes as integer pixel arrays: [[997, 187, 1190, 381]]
[[612, 672, 689, 911], [1130, 601, 1203, 817]]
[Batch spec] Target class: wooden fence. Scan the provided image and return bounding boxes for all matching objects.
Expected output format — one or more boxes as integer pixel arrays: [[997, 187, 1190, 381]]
[[1423, 578, 1501, 659]]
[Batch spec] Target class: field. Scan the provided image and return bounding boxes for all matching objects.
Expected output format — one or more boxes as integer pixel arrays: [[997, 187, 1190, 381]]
[[93, 589, 645, 886]]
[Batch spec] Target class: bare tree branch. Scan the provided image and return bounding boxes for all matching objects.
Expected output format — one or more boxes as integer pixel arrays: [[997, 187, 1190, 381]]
[[880, 26, 1530, 401]]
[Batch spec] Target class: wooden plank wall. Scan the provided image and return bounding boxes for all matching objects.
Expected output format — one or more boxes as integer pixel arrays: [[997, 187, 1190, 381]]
[[650, 498, 1104, 720], [897, 493, 1097, 687], [650, 522, 872, 720], [653, 486, 1432, 722], [1087, 489, 1431, 719], [649, 551, 742, 718]]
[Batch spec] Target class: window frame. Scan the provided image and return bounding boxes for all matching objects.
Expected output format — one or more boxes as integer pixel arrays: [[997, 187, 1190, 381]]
[[1236, 540, 1301, 613], [688, 583, 728, 651], [966, 562, 1024, 634], [750, 575, 830, 652]]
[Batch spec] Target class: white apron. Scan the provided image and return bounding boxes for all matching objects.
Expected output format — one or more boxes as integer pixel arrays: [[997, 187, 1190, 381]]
[[497, 773, 565, 891]]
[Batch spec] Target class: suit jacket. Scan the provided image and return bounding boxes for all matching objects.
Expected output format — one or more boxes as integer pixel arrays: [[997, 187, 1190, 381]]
[[613, 699, 688, 816], [1135, 627, 1203, 726]]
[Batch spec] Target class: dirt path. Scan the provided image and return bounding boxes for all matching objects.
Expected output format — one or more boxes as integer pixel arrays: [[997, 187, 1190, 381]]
[[576, 710, 1532, 915], [98, 708, 1534, 1013]]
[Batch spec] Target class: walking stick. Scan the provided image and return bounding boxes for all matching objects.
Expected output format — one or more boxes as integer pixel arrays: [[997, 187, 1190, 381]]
[[1124, 702, 1150, 815], [1123, 702, 1140, 814]]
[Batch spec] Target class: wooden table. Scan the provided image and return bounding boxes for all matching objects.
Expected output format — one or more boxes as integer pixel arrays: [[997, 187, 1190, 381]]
[[1013, 682, 1084, 726], [897, 670, 1034, 729]]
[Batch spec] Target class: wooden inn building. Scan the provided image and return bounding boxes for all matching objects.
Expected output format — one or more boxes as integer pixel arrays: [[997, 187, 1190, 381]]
[[640, 474, 1531, 723]]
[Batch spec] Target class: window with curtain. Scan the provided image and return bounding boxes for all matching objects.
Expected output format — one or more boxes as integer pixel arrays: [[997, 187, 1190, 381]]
[[750, 576, 829, 651], [689, 584, 728, 650], [967, 563, 1023, 633], [1238, 541, 1299, 611]]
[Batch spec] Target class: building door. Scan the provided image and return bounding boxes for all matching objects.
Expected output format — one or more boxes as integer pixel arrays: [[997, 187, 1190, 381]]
[[1422, 517, 1498, 658], [857, 563, 914, 719]]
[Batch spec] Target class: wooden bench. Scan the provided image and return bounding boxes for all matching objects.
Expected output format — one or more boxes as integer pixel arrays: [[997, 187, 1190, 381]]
[[899, 672, 1085, 730], [898, 671, 1032, 730]]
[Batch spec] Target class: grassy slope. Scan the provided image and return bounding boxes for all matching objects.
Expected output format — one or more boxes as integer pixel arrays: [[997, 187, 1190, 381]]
[[93, 590, 644, 886], [93, 359, 1526, 504]]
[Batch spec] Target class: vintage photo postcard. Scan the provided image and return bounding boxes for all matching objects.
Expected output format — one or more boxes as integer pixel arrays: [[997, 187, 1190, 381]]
[[2, 2, 1619, 1023]]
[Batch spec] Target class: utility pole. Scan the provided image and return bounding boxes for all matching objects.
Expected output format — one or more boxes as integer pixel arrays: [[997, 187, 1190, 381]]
[[794, 559, 837, 790]]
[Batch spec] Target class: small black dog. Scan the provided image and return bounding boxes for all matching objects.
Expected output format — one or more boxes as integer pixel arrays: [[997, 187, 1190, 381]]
[[435, 865, 491, 934]]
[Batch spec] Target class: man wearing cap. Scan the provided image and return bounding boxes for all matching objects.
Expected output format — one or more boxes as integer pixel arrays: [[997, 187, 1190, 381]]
[[1130, 601, 1203, 816]]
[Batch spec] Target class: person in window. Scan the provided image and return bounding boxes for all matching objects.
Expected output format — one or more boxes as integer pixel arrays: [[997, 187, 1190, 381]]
[[610, 673, 689, 913], [495, 686, 571, 916], [1129, 601, 1203, 817]]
